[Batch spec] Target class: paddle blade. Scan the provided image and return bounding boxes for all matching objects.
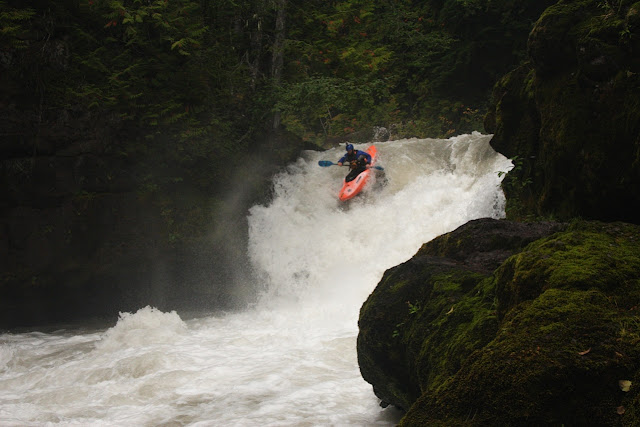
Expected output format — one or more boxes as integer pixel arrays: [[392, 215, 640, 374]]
[[373, 165, 384, 170], [318, 160, 335, 167]]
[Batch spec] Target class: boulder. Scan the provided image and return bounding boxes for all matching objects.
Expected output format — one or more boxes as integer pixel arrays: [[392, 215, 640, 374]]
[[358, 219, 640, 425]]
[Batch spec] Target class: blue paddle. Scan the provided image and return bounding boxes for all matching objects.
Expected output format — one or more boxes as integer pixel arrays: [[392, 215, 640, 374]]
[[318, 160, 384, 170]]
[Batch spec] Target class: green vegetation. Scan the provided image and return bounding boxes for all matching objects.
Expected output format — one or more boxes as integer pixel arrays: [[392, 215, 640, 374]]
[[278, 0, 557, 142], [1, 0, 556, 155], [359, 220, 640, 425]]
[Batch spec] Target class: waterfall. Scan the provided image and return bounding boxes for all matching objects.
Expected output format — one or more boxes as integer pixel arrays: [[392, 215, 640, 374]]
[[0, 133, 510, 426]]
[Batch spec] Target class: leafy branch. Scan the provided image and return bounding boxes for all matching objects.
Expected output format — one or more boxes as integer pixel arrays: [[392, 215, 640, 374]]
[[393, 300, 422, 338]]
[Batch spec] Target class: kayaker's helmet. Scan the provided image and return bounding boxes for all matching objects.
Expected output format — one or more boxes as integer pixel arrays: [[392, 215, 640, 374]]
[[346, 143, 354, 152]]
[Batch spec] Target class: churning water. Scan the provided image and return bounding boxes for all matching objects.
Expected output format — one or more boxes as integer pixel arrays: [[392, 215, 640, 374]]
[[0, 133, 511, 426]]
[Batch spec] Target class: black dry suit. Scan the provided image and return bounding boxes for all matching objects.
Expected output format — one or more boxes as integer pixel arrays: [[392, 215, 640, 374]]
[[339, 150, 371, 182]]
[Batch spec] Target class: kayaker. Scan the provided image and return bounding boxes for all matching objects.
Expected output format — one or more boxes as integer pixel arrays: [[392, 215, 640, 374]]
[[337, 143, 372, 182]]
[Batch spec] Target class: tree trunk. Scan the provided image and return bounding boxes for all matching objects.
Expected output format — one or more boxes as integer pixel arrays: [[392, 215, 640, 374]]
[[271, 0, 286, 130]]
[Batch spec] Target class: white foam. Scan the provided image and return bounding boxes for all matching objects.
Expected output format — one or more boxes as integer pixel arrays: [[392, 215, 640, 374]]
[[0, 133, 510, 426]]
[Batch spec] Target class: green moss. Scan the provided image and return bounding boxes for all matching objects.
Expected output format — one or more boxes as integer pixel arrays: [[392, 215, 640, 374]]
[[402, 286, 640, 425], [413, 278, 499, 395], [431, 273, 466, 294], [358, 261, 493, 410], [494, 221, 640, 318], [389, 221, 640, 425], [390, 279, 409, 293], [487, 0, 640, 221]]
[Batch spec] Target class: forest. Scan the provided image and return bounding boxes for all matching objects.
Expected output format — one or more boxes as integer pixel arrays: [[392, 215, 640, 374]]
[[1, 0, 554, 150]]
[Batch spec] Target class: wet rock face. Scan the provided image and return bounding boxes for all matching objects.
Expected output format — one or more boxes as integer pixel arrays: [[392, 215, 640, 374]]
[[486, 0, 640, 224], [357, 219, 640, 426], [357, 218, 567, 410]]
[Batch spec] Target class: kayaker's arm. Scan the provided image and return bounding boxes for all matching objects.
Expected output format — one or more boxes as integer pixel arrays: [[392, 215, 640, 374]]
[[358, 151, 372, 166]]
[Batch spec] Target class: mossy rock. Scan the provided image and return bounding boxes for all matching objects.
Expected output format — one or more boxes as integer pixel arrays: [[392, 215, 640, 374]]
[[494, 221, 640, 318], [357, 218, 566, 411], [527, 0, 597, 76], [487, 0, 640, 223], [358, 256, 471, 410], [358, 220, 640, 425], [404, 287, 640, 426]]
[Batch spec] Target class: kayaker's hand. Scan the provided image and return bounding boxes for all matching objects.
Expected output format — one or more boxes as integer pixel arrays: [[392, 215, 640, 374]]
[[365, 164, 371, 169], [337, 162, 343, 166]]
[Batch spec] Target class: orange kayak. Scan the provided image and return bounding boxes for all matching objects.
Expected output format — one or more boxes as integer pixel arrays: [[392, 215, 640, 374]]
[[338, 145, 377, 201]]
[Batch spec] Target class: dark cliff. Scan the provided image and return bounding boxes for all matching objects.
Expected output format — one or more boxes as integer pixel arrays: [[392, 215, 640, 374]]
[[485, 0, 640, 223]]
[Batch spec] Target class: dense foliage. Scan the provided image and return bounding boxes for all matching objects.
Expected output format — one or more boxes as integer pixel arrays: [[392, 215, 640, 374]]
[[1, 0, 555, 153], [278, 0, 557, 141]]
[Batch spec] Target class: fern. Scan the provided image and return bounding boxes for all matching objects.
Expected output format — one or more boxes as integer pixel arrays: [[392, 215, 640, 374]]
[[0, 2, 35, 49]]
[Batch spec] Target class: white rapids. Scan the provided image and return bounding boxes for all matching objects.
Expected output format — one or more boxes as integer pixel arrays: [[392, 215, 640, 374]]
[[0, 133, 511, 426]]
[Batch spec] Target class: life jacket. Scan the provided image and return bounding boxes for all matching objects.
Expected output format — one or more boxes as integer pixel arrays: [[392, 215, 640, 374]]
[[342, 150, 370, 167]]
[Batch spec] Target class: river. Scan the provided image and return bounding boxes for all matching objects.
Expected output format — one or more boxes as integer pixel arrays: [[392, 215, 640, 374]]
[[0, 133, 510, 426]]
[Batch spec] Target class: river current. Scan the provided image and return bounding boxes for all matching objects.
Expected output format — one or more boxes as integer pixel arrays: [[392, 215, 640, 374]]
[[0, 133, 511, 426]]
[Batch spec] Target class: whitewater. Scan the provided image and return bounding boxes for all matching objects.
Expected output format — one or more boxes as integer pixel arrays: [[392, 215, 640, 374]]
[[0, 133, 511, 426]]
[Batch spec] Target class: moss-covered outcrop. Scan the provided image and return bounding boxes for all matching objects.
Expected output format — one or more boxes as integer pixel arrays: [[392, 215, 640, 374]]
[[485, 0, 640, 223], [358, 219, 640, 425], [357, 219, 566, 410]]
